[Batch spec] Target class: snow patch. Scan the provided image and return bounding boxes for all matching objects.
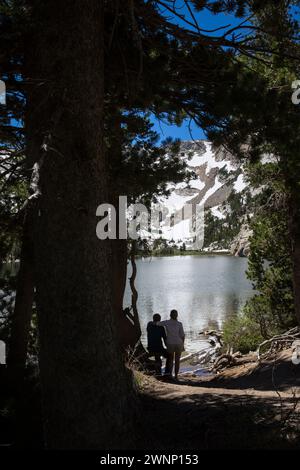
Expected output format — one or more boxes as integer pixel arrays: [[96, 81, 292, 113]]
[[159, 191, 195, 211], [233, 174, 246, 193], [211, 206, 226, 219], [189, 179, 205, 191], [161, 218, 192, 241], [188, 142, 236, 176]]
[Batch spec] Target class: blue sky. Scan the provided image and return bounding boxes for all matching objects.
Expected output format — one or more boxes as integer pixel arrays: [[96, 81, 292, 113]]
[[151, 1, 300, 142], [151, 116, 207, 141], [151, 2, 248, 141]]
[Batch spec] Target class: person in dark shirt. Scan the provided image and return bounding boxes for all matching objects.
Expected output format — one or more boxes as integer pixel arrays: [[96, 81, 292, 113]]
[[147, 313, 167, 375]]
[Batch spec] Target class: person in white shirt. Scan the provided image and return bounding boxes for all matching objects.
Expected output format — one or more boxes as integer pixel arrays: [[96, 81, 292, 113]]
[[160, 310, 185, 380]]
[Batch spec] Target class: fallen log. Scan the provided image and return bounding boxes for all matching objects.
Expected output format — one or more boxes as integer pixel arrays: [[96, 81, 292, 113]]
[[212, 352, 239, 372]]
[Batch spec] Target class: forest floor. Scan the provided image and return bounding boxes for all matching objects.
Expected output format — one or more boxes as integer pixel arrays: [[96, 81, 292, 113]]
[[137, 349, 300, 450], [1, 349, 300, 449]]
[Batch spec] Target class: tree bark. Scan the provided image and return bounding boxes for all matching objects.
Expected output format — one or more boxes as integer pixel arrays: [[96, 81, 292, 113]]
[[113, 239, 145, 354], [128, 241, 142, 344], [129, 242, 140, 327], [112, 238, 138, 349], [25, 0, 135, 449]]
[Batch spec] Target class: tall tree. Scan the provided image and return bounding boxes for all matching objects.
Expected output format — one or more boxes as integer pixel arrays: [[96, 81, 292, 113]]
[[24, 0, 134, 448]]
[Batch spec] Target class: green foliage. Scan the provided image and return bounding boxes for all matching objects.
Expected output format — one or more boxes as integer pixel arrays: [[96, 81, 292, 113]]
[[150, 238, 177, 256], [109, 113, 191, 205], [0, 274, 38, 361], [200, 3, 300, 352], [203, 187, 250, 249], [222, 156, 297, 352], [0, 276, 15, 344], [0, 170, 27, 263], [223, 160, 297, 352], [223, 314, 264, 354], [244, 156, 295, 326], [245, 200, 296, 334]]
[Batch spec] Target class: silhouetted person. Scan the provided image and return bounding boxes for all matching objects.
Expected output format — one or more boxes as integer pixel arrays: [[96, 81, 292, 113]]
[[146, 313, 167, 375], [161, 310, 185, 380]]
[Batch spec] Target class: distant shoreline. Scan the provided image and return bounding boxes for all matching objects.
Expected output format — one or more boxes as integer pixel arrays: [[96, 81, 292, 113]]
[[137, 250, 233, 258]]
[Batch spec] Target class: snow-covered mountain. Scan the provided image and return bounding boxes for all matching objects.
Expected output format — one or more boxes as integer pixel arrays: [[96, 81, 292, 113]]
[[152, 140, 249, 251], [162, 140, 245, 205], [130, 140, 252, 252]]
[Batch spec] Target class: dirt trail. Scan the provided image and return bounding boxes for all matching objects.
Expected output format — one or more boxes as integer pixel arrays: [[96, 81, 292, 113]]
[[138, 350, 300, 450]]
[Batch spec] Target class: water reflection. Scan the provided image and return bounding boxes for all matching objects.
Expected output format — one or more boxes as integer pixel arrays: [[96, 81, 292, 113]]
[[124, 255, 254, 353]]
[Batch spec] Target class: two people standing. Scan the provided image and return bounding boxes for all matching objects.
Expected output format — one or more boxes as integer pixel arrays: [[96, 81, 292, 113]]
[[147, 309, 185, 380]]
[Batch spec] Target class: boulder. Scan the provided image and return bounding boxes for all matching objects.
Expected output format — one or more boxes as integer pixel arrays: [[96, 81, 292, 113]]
[[230, 224, 252, 257]]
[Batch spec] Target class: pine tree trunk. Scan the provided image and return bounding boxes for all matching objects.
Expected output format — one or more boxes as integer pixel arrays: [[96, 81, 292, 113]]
[[26, 0, 135, 449]]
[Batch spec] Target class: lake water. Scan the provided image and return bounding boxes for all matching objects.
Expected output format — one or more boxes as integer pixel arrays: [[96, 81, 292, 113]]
[[124, 255, 254, 353]]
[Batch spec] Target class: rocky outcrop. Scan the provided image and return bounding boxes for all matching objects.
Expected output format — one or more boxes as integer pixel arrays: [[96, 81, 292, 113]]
[[205, 184, 233, 208], [213, 144, 240, 165], [143, 140, 250, 249], [180, 140, 206, 155], [230, 224, 252, 257]]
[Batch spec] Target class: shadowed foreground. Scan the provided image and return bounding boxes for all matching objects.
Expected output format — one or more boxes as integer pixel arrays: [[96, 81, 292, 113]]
[[137, 351, 300, 450], [1, 350, 299, 449]]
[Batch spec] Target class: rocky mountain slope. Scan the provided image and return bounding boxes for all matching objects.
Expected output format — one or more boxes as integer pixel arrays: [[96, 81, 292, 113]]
[[153, 140, 252, 253]]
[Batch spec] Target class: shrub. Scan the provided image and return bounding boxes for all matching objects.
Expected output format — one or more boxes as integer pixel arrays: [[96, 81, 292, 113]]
[[223, 313, 264, 354]]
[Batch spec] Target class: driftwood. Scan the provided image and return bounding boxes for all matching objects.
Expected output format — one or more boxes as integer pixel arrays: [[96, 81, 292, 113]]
[[180, 350, 203, 363], [257, 327, 300, 361], [212, 345, 243, 372], [180, 327, 300, 375], [180, 332, 224, 375], [180, 347, 221, 374], [212, 327, 300, 371], [213, 354, 236, 372], [199, 330, 223, 346]]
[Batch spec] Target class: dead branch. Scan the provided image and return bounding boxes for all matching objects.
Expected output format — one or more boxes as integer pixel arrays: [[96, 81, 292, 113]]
[[257, 327, 300, 361]]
